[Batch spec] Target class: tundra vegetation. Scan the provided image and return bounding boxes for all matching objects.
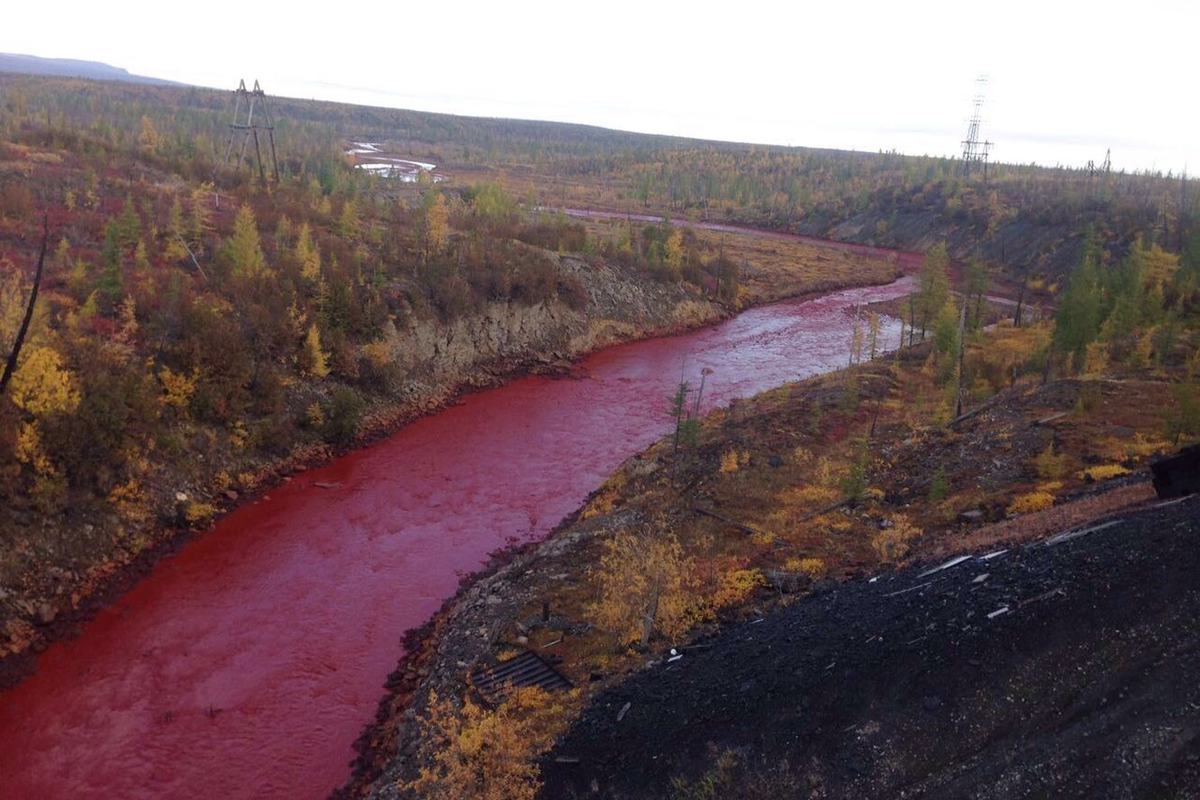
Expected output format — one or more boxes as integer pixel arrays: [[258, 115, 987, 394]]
[[0, 75, 1197, 797], [384, 229, 1198, 798]]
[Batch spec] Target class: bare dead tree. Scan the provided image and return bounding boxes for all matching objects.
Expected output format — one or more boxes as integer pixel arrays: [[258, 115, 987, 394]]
[[0, 215, 49, 396]]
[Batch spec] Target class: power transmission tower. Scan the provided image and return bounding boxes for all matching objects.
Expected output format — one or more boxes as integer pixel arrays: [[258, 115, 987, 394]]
[[223, 79, 280, 186], [1087, 148, 1112, 178], [960, 75, 993, 177]]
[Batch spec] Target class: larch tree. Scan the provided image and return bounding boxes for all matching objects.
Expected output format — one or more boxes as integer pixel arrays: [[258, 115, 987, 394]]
[[419, 192, 449, 262], [1053, 229, 1103, 371], [97, 218, 123, 314], [965, 256, 988, 331], [162, 196, 187, 263], [228, 203, 267, 279], [137, 115, 159, 153], [1143, 243, 1179, 289], [188, 186, 211, 241], [295, 222, 322, 287], [664, 227, 684, 276], [299, 323, 329, 378], [336, 198, 358, 240], [916, 242, 951, 341]]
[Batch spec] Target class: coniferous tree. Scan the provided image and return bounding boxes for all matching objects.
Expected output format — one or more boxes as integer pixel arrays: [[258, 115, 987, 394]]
[[228, 204, 266, 279], [916, 242, 950, 341], [1053, 228, 1103, 371], [97, 219, 123, 314]]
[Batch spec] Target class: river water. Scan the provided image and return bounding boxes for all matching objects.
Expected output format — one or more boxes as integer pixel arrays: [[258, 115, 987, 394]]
[[0, 276, 911, 799]]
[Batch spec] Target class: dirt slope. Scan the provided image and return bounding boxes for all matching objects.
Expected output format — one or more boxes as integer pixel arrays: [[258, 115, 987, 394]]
[[541, 494, 1200, 799]]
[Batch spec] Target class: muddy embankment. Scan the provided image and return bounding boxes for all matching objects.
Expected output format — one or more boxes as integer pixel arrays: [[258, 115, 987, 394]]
[[0, 253, 727, 684]]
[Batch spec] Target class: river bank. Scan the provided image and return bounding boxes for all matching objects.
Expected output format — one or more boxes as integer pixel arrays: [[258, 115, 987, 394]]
[[349, 320, 1188, 799], [0, 255, 907, 799]]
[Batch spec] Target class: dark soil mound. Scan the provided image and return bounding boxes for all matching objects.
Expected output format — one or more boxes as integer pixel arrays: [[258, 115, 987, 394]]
[[541, 496, 1200, 799]]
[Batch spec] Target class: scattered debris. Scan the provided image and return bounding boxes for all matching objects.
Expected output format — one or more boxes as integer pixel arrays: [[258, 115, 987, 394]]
[[617, 702, 631, 722], [692, 506, 764, 536], [1020, 587, 1065, 608], [1042, 520, 1121, 548], [918, 554, 973, 579], [884, 581, 933, 598], [469, 650, 571, 705], [987, 607, 1010, 620]]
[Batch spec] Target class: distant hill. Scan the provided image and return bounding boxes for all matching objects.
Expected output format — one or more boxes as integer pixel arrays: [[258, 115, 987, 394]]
[[0, 53, 182, 85]]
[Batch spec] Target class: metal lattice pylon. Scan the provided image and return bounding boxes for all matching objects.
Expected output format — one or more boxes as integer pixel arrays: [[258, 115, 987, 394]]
[[224, 79, 280, 185], [960, 75, 993, 177]]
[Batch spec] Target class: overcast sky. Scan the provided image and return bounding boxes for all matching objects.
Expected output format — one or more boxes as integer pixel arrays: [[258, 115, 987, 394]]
[[2, 0, 1195, 173]]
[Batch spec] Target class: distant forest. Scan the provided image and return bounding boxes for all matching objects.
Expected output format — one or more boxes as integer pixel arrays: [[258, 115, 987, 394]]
[[2, 74, 1193, 278]]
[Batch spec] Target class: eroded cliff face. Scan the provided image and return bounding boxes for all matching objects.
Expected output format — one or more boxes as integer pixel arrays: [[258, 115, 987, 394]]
[[377, 256, 725, 406]]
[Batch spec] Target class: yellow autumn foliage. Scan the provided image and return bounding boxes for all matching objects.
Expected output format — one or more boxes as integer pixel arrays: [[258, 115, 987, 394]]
[[592, 525, 691, 643], [1079, 464, 1130, 482], [785, 557, 828, 580], [710, 568, 766, 609], [300, 323, 330, 378], [401, 685, 575, 800], [361, 337, 392, 370], [295, 222, 322, 285], [9, 346, 80, 415], [1007, 491, 1055, 515], [158, 366, 198, 410], [15, 421, 53, 474], [108, 478, 151, 523], [229, 203, 267, 278], [1033, 443, 1066, 480], [306, 402, 326, 428], [872, 514, 921, 564], [183, 500, 217, 524]]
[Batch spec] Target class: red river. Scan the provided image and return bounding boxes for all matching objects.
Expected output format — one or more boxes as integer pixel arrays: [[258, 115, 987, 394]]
[[0, 275, 912, 799]]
